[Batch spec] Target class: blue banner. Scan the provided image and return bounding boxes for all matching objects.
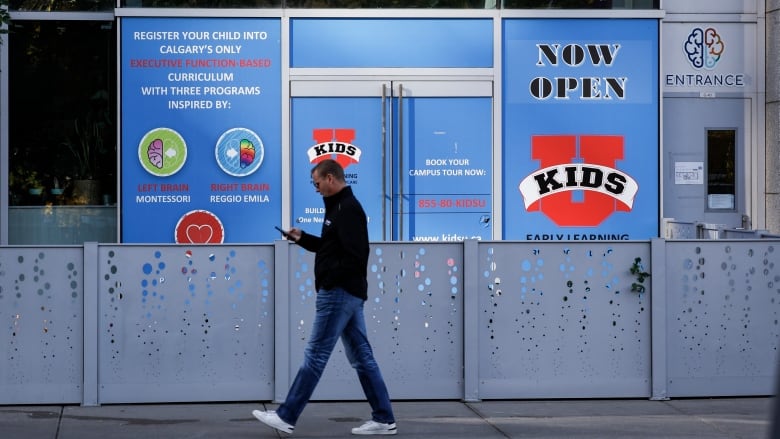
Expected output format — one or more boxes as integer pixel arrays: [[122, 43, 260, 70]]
[[291, 18, 493, 68], [396, 96, 493, 241], [290, 97, 386, 240], [502, 18, 659, 241], [291, 93, 493, 242], [121, 18, 282, 243]]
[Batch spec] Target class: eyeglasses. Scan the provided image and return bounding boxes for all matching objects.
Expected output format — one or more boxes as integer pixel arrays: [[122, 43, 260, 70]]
[[312, 173, 329, 189]]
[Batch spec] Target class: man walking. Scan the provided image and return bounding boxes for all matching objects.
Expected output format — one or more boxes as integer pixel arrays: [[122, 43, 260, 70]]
[[252, 159, 397, 436]]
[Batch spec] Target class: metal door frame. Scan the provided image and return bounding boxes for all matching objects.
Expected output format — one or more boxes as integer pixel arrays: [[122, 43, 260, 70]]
[[290, 77, 494, 240], [662, 97, 751, 228]]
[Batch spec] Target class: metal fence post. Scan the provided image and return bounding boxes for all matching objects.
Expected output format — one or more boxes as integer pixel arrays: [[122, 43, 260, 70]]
[[82, 242, 99, 406], [463, 239, 480, 402], [273, 240, 291, 403], [650, 238, 669, 400]]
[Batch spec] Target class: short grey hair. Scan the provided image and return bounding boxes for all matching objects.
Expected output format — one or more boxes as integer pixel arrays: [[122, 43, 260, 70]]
[[311, 159, 345, 182]]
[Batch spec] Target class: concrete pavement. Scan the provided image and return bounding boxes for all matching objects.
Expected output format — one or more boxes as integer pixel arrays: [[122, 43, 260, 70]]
[[0, 397, 774, 439]]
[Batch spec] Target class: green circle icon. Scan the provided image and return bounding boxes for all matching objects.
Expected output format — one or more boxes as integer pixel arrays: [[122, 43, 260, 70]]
[[138, 127, 187, 176]]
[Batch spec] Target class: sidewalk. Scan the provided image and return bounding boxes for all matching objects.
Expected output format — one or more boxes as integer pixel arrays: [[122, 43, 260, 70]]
[[0, 397, 774, 439]]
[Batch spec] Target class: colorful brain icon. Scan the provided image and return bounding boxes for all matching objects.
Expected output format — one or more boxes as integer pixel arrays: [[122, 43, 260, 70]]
[[239, 138, 255, 169], [684, 27, 724, 70]]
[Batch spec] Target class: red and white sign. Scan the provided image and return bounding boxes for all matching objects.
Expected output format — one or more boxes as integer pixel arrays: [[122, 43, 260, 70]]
[[175, 210, 225, 244], [306, 128, 362, 169], [518, 135, 638, 227]]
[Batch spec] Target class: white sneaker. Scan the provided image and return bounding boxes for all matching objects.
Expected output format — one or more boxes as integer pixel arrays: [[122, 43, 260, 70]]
[[351, 420, 398, 435], [252, 410, 294, 434]]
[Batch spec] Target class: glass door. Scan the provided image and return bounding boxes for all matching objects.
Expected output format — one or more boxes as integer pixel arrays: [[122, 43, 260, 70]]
[[392, 81, 493, 241], [290, 79, 493, 241], [663, 97, 749, 228]]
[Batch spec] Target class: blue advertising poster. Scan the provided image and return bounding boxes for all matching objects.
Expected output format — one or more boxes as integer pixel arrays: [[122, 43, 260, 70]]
[[290, 18, 493, 68], [290, 92, 492, 242], [502, 19, 659, 241], [121, 18, 281, 243], [397, 96, 493, 242], [290, 97, 386, 240]]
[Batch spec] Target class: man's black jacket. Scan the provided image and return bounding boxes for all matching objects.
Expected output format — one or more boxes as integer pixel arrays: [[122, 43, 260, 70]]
[[296, 186, 369, 301]]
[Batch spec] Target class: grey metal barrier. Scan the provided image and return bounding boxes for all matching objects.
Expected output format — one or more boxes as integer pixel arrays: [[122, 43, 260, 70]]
[[663, 219, 780, 240], [1, 239, 779, 405]]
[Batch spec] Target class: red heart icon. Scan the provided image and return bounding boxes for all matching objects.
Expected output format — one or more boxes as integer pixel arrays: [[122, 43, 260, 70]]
[[175, 210, 224, 244]]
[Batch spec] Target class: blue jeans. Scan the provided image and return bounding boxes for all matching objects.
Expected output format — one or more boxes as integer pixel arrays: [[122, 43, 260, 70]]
[[276, 287, 395, 426]]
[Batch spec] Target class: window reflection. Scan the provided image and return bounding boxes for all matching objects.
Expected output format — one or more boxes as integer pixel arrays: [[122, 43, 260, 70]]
[[8, 20, 117, 243], [707, 129, 736, 210], [11, 0, 114, 12], [284, 0, 489, 7], [121, 0, 281, 7], [502, 0, 657, 7], [504, 0, 610, 7], [9, 20, 116, 207], [117, 0, 658, 8], [120, 0, 489, 6]]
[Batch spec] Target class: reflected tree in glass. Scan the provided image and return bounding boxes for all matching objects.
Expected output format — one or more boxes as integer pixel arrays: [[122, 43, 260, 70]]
[[11, 0, 114, 11]]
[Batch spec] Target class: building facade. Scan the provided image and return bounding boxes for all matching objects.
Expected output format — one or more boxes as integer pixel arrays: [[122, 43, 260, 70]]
[[0, 0, 775, 245]]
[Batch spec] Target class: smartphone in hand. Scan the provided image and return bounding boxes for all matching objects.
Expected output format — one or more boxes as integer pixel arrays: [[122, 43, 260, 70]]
[[274, 226, 290, 238]]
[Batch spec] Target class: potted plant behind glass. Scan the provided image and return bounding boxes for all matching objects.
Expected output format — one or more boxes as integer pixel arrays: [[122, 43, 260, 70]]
[[62, 90, 111, 205], [9, 168, 44, 196]]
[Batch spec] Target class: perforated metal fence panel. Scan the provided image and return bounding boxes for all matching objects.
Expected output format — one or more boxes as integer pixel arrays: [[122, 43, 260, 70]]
[[664, 241, 780, 397], [0, 247, 84, 404], [286, 243, 465, 400], [2, 240, 780, 405], [96, 245, 275, 403], [476, 242, 652, 398]]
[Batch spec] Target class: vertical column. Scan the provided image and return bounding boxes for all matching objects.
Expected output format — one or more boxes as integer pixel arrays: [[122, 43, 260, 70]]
[[0, 32, 8, 245], [767, 1, 780, 233], [768, 2, 780, 424], [650, 238, 668, 400], [462, 239, 480, 402], [82, 242, 99, 406], [273, 240, 291, 403]]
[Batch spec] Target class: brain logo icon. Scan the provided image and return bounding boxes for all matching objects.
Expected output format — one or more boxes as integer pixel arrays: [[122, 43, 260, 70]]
[[684, 27, 724, 70]]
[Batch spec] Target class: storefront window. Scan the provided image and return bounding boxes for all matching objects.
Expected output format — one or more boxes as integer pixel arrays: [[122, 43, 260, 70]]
[[283, 0, 489, 7], [707, 129, 736, 211], [120, 0, 489, 8], [8, 20, 117, 244], [121, 0, 282, 7], [118, 0, 658, 8], [502, 0, 658, 8], [11, 0, 114, 12]]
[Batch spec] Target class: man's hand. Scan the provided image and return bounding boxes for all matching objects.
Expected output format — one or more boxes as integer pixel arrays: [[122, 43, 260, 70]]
[[287, 228, 302, 242]]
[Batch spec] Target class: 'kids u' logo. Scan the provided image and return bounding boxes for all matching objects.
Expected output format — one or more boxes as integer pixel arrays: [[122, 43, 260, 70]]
[[518, 135, 639, 227], [307, 128, 362, 169], [684, 27, 724, 70]]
